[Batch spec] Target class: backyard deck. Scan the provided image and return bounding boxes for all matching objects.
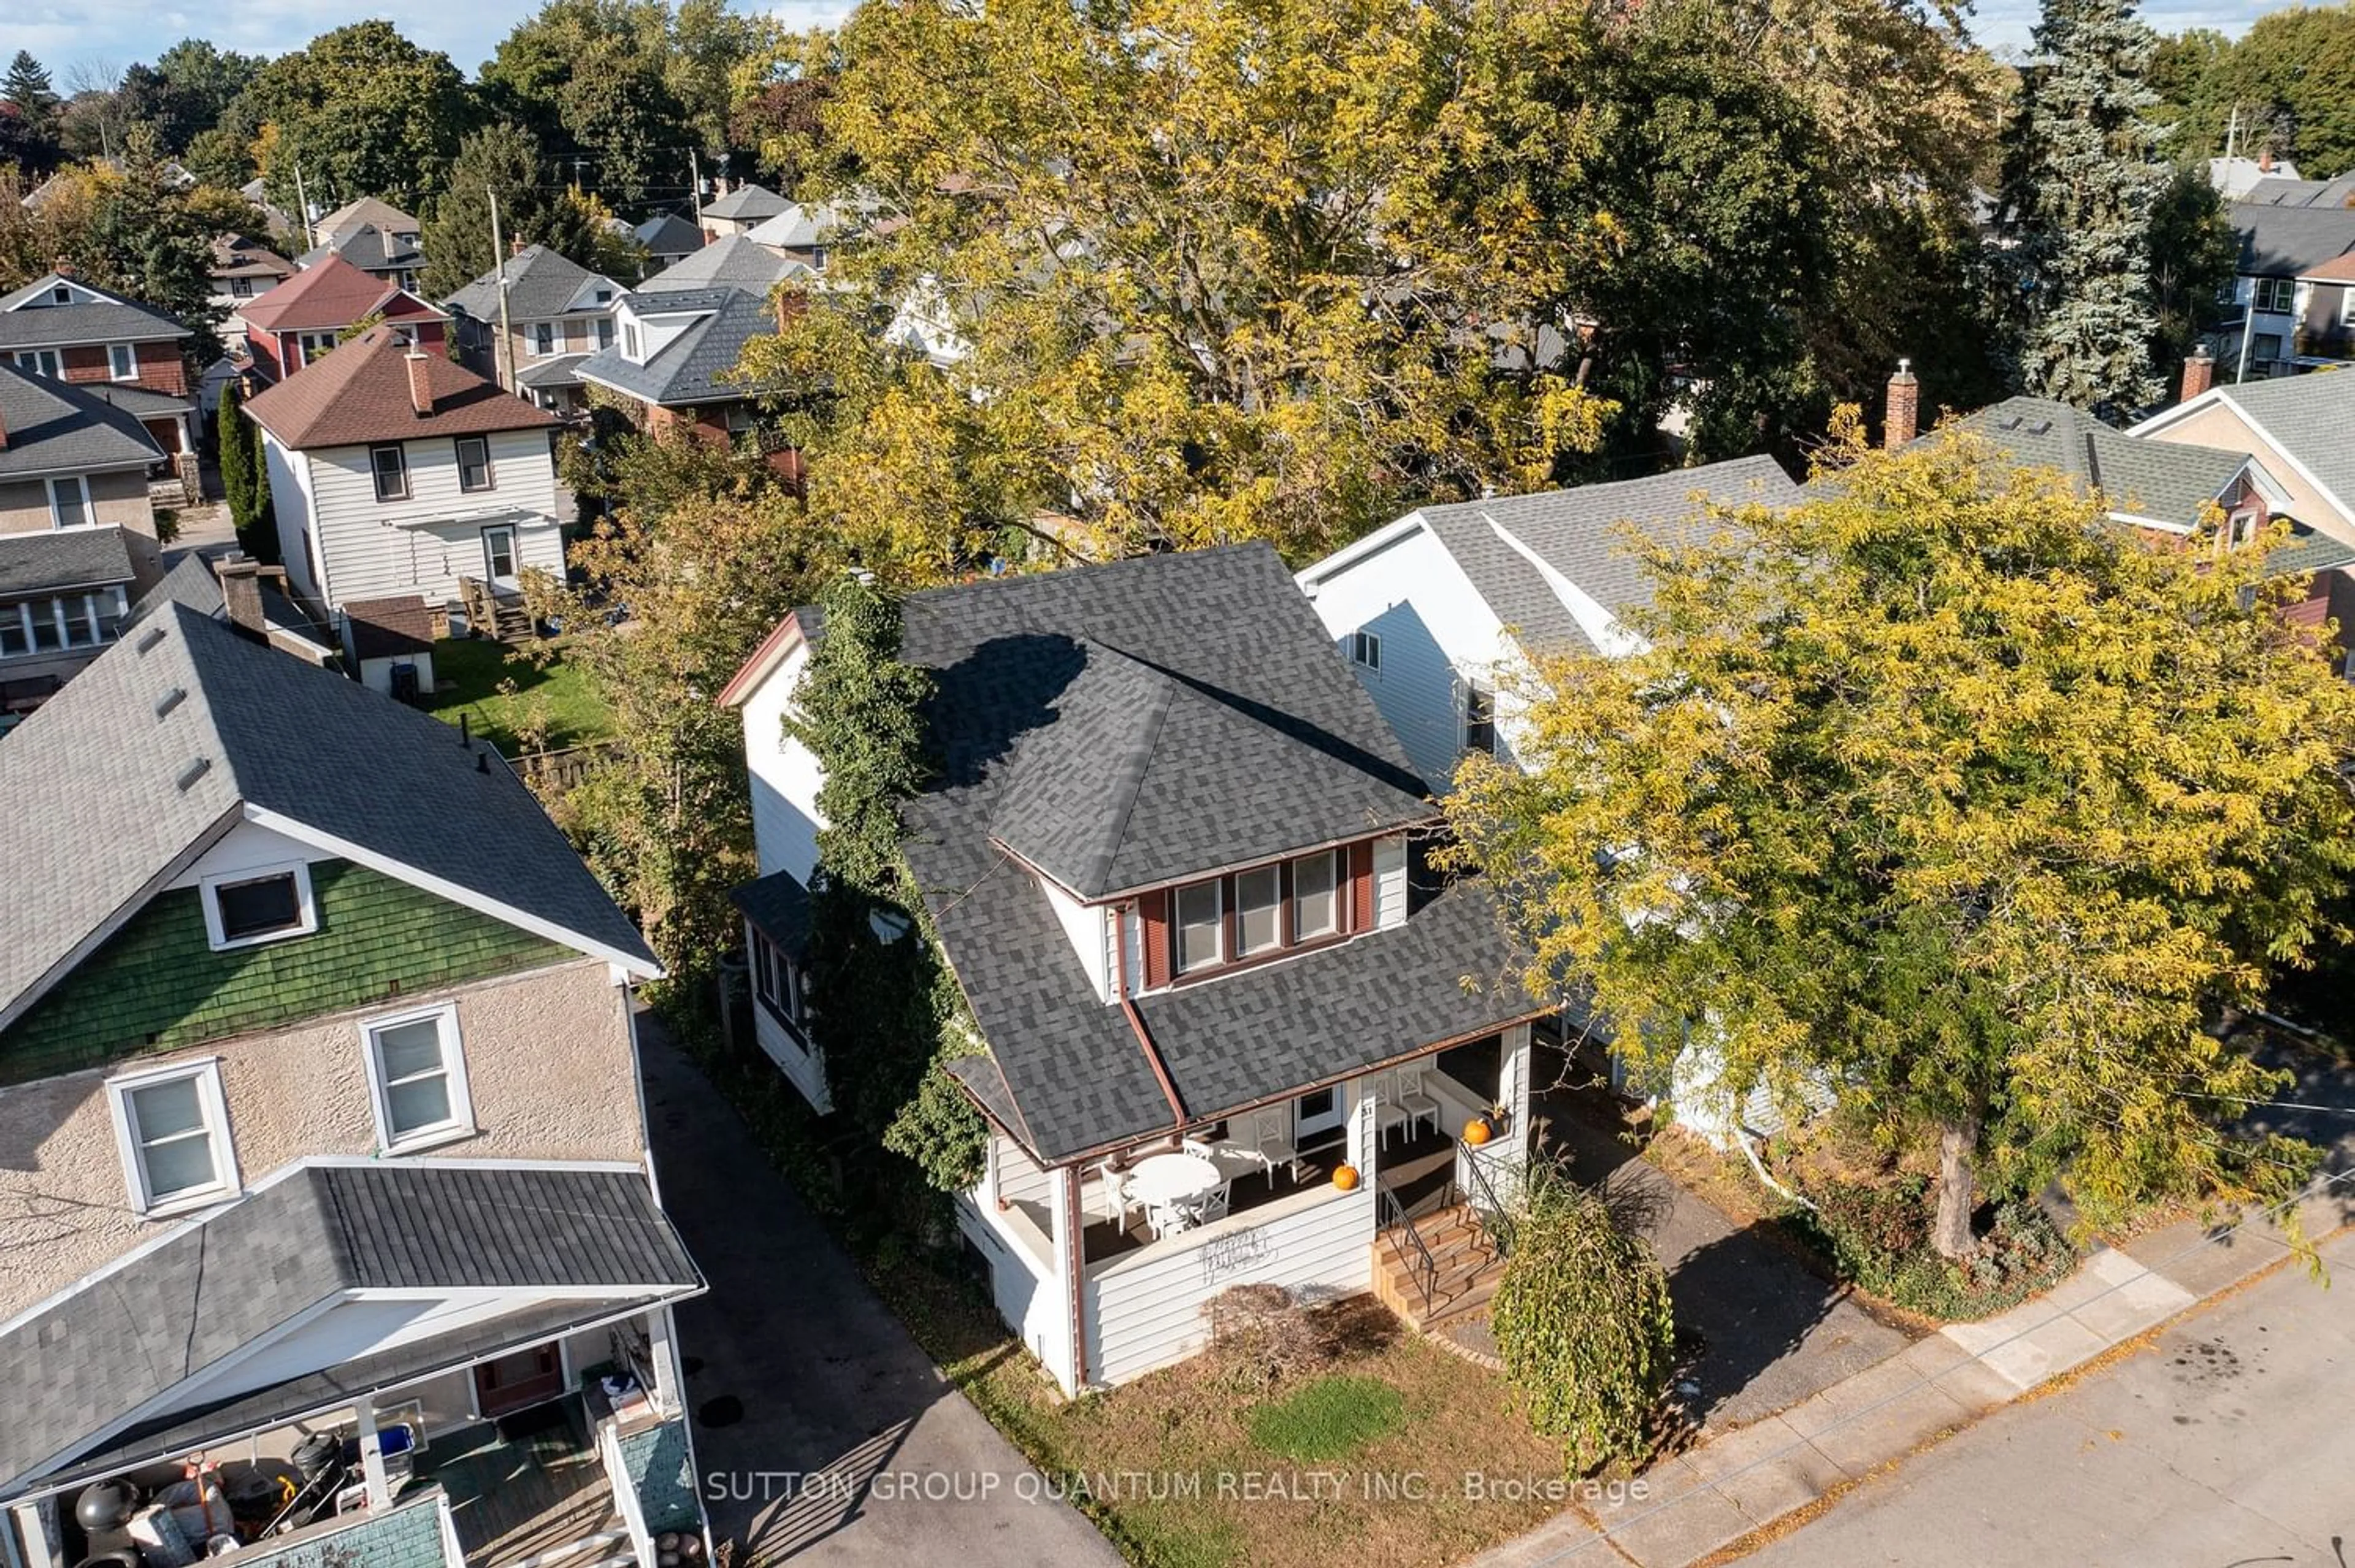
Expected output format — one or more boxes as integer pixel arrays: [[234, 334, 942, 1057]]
[[420, 1400, 623, 1568]]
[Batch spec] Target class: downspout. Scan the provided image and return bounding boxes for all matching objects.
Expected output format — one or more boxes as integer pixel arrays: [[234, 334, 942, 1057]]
[[1120, 997, 1188, 1130], [1063, 1163, 1089, 1390]]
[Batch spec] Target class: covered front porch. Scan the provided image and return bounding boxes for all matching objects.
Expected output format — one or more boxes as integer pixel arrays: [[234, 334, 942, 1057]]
[[958, 1021, 1539, 1391]]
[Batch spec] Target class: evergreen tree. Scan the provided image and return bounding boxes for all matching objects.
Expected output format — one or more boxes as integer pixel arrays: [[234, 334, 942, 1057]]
[[2, 52, 63, 175], [218, 382, 274, 560], [1996, 0, 2170, 414]]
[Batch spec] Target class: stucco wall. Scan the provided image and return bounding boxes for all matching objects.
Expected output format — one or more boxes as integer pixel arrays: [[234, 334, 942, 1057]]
[[0, 957, 641, 1320], [0, 469, 155, 540]]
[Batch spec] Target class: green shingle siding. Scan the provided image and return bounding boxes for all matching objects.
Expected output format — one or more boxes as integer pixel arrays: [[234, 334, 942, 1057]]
[[619, 1417, 700, 1534], [0, 860, 575, 1085], [233, 1491, 453, 1568]]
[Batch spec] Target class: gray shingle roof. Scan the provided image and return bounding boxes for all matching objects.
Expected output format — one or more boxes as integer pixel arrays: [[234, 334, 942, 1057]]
[[124, 554, 333, 649], [2207, 372, 2355, 519], [0, 526, 134, 597], [0, 601, 656, 1030], [0, 275, 190, 348], [866, 545, 1542, 1163], [0, 363, 166, 477], [637, 234, 802, 294], [1949, 396, 2251, 528], [731, 866, 811, 953], [575, 288, 780, 408], [2232, 202, 2355, 275], [298, 222, 424, 275], [699, 183, 787, 223], [2239, 175, 2355, 209], [0, 1162, 699, 1493], [515, 351, 593, 389], [1412, 455, 1802, 656], [80, 383, 191, 419], [633, 213, 703, 256], [443, 244, 618, 323]]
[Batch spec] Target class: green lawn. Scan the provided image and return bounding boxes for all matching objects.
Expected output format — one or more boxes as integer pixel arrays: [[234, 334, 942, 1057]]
[[421, 637, 615, 754]]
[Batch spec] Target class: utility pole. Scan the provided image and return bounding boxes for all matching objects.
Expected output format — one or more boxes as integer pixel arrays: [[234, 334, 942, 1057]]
[[689, 148, 705, 236], [292, 164, 315, 252], [489, 186, 515, 394]]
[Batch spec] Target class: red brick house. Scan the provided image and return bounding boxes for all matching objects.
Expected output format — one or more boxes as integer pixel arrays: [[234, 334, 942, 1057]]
[[0, 273, 198, 493]]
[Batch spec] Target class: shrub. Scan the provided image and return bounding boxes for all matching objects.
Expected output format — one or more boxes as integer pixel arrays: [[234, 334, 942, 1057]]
[[1203, 1284, 1328, 1394], [1491, 1163, 1676, 1475], [1784, 1179, 2077, 1321], [1244, 1374, 1405, 1461]]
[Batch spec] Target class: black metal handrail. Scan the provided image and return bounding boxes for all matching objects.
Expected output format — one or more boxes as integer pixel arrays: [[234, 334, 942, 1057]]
[[1461, 1144, 1516, 1259], [1378, 1182, 1440, 1315]]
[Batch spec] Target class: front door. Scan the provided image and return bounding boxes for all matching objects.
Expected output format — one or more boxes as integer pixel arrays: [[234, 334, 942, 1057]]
[[1295, 1085, 1346, 1145], [473, 1344, 564, 1419], [481, 526, 519, 589]]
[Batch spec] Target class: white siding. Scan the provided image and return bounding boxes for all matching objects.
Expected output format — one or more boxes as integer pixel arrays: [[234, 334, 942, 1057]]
[[1296, 521, 1515, 791], [1373, 833, 1407, 928], [1041, 877, 1111, 1002], [299, 427, 563, 609], [751, 995, 832, 1113], [264, 437, 321, 605], [1082, 1187, 1374, 1385], [738, 641, 826, 883]]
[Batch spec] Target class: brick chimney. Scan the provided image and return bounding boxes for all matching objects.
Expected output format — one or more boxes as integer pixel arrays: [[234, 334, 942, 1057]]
[[404, 350, 433, 417], [2180, 350, 2215, 403], [2259, 150, 2274, 174], [216, 553, 266, 640], [1884, 358, 1920, 449], [774, 288, 806, 335]]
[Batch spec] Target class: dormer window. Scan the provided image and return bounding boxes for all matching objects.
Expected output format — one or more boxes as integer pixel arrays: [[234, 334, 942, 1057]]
[[1235, 866, 1282, 956], [1160, 845, 1360, 983], [622, 321, 642, 361], [1349, 630, 1380, 670], [202, 861, 318, 950], [1176, 881, 1222, 974], [1293, 850, 1338, 939]]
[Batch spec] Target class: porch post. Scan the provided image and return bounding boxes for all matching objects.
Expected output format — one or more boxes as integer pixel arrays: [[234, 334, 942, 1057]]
[[9, 1499, 58, 1568], [1345, 1077, 1378, 1185], [1047, 1165, 1084, 1396], [646, 1305, 684, 1414], [351, 1393, 392, 1510], [1501, 1023, 1534, 1166], [984, 1132, 1003, 1212]]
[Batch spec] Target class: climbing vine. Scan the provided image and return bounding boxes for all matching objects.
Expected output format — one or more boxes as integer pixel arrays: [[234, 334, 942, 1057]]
[[786, 572, 987, 1191]]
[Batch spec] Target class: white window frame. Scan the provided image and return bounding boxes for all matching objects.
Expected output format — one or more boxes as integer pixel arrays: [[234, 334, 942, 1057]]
[[200, 860, 318, 951], [532, 321, 554, 357], [621, 322, 641, 361], [1349, 630, 1381, 671], [47, 475, 91, 529], [749, 928, 806, 1044], [108, 342, 137, 381], [360, 1003, 475, 1153], [107, 1058, 240, 1217], [1233, 864, 1282, 957], [1463, 681, 1497, 757], [455, 435, 494, 493], [15, 348, 61, 378], [2252, 277, 2296, 315]]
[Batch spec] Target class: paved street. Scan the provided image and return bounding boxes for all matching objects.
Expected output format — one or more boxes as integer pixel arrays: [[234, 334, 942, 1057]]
[[639, 1022, 1119, 1567], [1740, 1226, 2355, 1568]]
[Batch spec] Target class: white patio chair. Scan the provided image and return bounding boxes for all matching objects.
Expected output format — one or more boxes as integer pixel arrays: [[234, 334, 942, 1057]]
[[1090, 1159, 1139, 1230], [1195, 1183, 1232, 1223], [1369, 1069, 1412, 1149], [1249, 1108, 1301, 1182], [1179, 1137, 1219, 1161], [1146, 1201, 1195, 1241], [1395, 1063, 1442, 1144]]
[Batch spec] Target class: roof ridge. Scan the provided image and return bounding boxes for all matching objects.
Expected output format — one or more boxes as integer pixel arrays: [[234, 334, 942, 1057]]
[[1090, 646, 1178, 897]]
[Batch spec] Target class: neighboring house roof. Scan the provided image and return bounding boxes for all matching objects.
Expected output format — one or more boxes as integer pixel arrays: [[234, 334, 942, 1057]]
[[0, 363, 167, 476], [126, 554, 334, 651], [2299, 251, 2355, 285], [515, 352, 593, 391], [81, 383, 192, 419], [745, 197, 876, 251], [298, 222, 424, 276], [1950, 396, 2254, 529], [2210, 156, 2301, 199], [210, 232, 294, 281], [0, 1160, 699, 1495], [637, 233, 803, 294], [633, 212, 704, 255], [343, 594, 435, 659], [2135, 372, 2355, 538], [732, 866, 811, 952], [315, 196, 420, 240], [0, 274, 191, 348], [244, 324, 557, 448], [0, 527, 136, 597], [746, 545, 1543, 1163], [573, 287, 781, 408], [699, 182, 788, 223], [1364, 455, 1803, 658], [2240, 174, 2355, 208], [237, 254, 448, 335], [443, 244, 619, 322], [2232, 201, 2355, 276], [0, 600, 658, 1033]]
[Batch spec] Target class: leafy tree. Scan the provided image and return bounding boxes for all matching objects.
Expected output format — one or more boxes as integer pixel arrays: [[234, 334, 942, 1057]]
[[238, 22, 474, 215], [2145, 166, 2238, 373], [2150, 7, 2355, 178], [419, 123, 605, 299], [480, 0, 692, 204], [1995, 0, 2172, 415], [1444, 424, 2355, 1260], [1491, 1165, 1676, 1475], [115, 41, 265, 154], [740, 0, 1624, 570], [555, 435, 832, 977]]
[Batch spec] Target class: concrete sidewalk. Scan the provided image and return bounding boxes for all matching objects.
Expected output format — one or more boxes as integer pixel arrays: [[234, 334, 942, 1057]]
[[1468, 1178, 2351, 1568]]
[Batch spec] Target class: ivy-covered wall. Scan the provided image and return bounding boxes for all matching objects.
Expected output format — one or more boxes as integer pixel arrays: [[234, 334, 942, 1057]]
[[0, 859, 574, 1085]]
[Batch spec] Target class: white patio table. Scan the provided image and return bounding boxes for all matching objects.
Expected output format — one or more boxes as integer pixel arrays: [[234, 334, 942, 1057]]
[[1127, 1151, 1226, 1233]]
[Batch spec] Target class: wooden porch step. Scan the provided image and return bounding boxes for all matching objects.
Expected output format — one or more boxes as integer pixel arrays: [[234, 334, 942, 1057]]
[[1373, 1201, 1507, 1332]]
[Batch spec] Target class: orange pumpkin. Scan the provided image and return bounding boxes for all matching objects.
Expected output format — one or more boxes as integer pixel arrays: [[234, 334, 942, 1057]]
[[1464, 1117, 1493, 1147], [1332, 1163, 1361, 1191]]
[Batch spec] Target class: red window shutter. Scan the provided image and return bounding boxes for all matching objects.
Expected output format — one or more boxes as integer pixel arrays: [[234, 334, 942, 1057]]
[[1347, 843, 1374, 932], [1139, 891, 1171, 989]]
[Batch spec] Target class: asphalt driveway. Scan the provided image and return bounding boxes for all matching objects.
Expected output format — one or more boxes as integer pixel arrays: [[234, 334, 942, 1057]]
[[638, 1020, 1119, 1566]]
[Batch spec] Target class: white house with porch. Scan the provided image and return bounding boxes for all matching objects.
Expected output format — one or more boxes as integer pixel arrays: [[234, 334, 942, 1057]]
[[721, 546, 1557, 1393]]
